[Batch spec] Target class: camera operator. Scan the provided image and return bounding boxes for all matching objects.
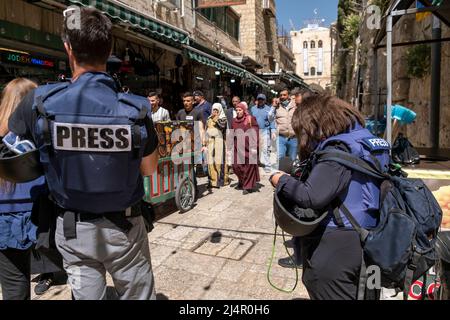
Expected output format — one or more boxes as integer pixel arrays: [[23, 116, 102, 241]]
[[269, 94, 390, 300]]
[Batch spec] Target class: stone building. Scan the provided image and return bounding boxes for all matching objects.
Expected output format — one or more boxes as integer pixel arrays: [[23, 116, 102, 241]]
[[291, 20, 334, 90]]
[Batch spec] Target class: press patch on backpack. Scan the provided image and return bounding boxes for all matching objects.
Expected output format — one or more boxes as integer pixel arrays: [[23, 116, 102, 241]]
[[53, 122, 132, 152], [361, 138, 390, 152]]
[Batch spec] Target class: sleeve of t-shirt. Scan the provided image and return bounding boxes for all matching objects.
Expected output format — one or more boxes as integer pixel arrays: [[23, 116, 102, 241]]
[[175, 110, 182, 121], [8, 89, 36, 140], [163, 109, 171, 121], [143, 116, 159, 157], [196, 109, 204, 122]]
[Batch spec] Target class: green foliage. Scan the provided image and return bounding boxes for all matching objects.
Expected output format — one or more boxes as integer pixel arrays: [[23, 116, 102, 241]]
[[406, 44, 431, 78], [370, 0, 391, 14], [341, 14, 361, 48]]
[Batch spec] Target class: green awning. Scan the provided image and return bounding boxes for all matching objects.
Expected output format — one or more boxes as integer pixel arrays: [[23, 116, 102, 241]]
[[60, 0, 190, 46], [185, 46, 271, 89], [282, 72, 307, 89], [245, 73, 271, 90], [185, 47, 245, 77]]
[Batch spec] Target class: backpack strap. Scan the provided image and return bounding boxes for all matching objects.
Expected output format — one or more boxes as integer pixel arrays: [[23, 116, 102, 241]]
[[333, 198, 370, 243], [358, 251, 368, 300], [316, 149, 388, 181], [403, 251, 422, 301]]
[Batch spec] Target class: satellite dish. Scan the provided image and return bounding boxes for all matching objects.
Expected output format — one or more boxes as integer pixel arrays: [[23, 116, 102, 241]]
[[314, 8, 318, 15]]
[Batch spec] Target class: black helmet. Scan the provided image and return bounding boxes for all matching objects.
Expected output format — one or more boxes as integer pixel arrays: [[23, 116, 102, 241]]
[[436, 231, 450, 264], [0, 143, 43, 183], [273, 190, 328, 237]]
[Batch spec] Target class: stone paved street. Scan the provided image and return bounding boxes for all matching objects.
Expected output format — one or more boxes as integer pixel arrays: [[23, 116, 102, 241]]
[[0, 170, 310, 300]]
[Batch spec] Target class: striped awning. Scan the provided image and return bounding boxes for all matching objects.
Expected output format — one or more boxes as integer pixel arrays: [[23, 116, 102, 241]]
[[186, 46, 245, 77], [281, 71, 307, 89], [246, 73, 271, 90], [185, 46, 271, 89], [61, 0, 190, 46]]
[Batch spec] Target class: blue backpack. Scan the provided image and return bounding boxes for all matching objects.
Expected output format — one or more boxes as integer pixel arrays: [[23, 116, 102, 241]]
[[317, 150, 443, 300]]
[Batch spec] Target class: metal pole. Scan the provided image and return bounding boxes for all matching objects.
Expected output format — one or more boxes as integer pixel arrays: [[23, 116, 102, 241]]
[[373, 49, 380, 134], [386, 15, 393, 148], [430, 15, 441, 152]]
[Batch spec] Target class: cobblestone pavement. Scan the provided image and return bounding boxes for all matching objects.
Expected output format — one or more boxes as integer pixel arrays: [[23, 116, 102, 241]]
[[1, 170, 310, 300]]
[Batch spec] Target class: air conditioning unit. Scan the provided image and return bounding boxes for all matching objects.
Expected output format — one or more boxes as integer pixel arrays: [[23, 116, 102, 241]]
[[155, 0, 180, 10]]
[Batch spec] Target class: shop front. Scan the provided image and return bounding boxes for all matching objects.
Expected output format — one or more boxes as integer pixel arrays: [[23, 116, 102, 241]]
[[0, 47, 69, 89]]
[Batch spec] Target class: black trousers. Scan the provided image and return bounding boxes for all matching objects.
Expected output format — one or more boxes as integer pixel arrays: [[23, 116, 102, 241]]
[[300, 227, 364, 300], [0, 248, 31, 300]]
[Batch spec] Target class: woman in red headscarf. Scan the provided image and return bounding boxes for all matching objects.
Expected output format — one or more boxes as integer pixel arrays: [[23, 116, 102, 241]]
[[230, 102, 260, 195]]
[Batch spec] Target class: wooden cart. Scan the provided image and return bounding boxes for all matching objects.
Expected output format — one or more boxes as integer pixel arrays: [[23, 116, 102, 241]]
[[143, 121, 197, 213]]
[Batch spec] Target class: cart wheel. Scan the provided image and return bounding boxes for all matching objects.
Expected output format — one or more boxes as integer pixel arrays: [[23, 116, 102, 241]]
[[175, 177, 196, 213]]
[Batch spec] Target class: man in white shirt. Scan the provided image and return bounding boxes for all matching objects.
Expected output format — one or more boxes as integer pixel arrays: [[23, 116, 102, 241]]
[[148, 92, 171, 123], [226, 96, 241, 129]]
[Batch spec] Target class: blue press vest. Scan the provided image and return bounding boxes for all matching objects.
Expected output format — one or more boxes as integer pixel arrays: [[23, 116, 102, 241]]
[[316, 123, 390, 229], [0, 177, 45, 250], [33, 72, 149, 214]]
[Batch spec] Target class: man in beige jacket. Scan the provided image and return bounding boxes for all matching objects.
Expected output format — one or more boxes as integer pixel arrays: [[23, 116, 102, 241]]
[[268, 88, 299, 163]]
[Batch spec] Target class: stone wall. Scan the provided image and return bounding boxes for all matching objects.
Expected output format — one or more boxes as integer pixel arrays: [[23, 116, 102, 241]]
[[345, 11, 450, 149], [0, 0, 63, 35], [116, 0, 195, 35], [233, 0, 280, 72], [194, 14, 242, 56]]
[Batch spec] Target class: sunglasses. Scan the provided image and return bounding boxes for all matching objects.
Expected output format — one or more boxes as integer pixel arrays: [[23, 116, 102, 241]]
[[3, 132, 36, 155]]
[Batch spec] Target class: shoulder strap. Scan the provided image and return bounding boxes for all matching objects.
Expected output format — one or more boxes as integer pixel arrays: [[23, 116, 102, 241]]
[[316, 149, 388, 181], [34, 83, 70, 148], [118, 95, 150, 158]]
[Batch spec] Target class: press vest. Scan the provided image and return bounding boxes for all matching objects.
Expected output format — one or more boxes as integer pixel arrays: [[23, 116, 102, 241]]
[[32, 72, 149, 214], [0, 177, 46, 214], [316, 123, 390, 229]]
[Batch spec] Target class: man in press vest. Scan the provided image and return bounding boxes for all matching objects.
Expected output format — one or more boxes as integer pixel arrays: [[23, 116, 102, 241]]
[[8, 7, 159, 300]]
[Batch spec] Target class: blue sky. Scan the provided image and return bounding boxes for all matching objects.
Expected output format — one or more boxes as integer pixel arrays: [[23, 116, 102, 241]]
[[275, 0, 339, 31]]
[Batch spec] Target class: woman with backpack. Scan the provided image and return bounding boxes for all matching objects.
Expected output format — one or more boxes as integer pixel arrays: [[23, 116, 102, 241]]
[[270, 94, 390, 300]]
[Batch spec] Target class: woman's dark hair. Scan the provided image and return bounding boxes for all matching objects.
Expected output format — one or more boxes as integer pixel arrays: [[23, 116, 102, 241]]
[[292, 94, 366, 160], [62, 7, 113, 66]]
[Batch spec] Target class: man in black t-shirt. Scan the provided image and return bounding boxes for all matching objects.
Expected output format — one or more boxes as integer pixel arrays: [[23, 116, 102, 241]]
[[176, 92, 203, 122], [176, 92, 207, 178]]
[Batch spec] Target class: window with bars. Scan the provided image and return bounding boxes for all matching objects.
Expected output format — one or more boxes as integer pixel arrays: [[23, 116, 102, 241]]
[[303, 41, 308, 49], [310, 41, 315, 49], [318, 40, 323, 48], [310, 67, 316, 76]]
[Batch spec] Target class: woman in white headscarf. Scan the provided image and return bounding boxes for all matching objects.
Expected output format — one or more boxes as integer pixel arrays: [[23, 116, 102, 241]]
[[205, 103, 229, 188]]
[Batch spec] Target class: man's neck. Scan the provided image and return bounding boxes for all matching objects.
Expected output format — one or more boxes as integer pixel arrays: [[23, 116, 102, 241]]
[[71, 64, 106, 82], [152, 106, 160, 114]]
